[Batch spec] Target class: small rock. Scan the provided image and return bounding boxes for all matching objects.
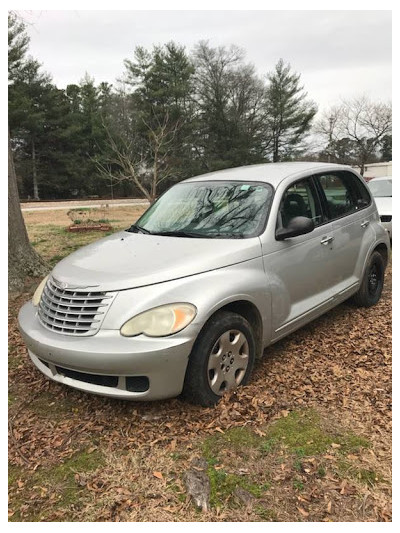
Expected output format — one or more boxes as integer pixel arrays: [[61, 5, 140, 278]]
[[141, 414, 162, 421], [184, 458, 210, 512], [234, 487, 255, 506]]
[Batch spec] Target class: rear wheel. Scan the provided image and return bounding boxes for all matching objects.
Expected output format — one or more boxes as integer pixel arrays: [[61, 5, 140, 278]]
[[352, 251, 385, 307], [182, 311, 256, 406]]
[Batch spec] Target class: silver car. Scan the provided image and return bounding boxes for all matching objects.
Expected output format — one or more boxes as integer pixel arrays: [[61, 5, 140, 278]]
[[367, 176, 392, 241], [18, 162, 390, 406]]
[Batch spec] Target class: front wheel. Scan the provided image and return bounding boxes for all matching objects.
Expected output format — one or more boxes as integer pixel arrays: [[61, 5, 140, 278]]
[[352, 251, 385, 307], [182, 311, 256, 407]]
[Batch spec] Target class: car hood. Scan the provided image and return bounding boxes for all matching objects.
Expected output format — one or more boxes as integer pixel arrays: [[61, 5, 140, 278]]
[[51, 231, 262, 292], [374, 196, 392, 216]]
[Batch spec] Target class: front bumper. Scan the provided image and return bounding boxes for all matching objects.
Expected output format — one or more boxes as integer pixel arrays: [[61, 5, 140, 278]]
[[18, 302, 195, 400]]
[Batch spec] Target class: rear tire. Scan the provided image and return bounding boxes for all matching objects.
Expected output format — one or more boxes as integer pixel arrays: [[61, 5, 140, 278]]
[[352, 251, 385, 307], [182, 311, 256, 407]]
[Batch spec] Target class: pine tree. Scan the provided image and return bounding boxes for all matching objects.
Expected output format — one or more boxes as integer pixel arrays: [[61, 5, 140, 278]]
[[265, 59, 317, 162], [192, 41, 266, 171], [105, 42, 196, 198], [8, 12, 29, 84], [9, 62, 54, 199], [123, 42, 194, 147]]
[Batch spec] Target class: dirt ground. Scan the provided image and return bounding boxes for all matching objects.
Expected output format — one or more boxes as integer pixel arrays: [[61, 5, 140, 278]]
[[8, 207, 392, 522]]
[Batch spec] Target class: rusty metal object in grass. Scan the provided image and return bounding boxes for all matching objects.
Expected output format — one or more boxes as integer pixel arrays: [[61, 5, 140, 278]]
[[67, 224, 112, 232], [67, 205, 112, 232]]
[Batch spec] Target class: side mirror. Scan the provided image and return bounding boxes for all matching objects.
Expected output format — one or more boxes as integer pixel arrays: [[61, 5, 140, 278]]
[[275, 216, 315, 241]]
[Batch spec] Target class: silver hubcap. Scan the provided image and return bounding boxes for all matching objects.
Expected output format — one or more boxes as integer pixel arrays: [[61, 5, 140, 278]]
[[207, 329, 249, 396]]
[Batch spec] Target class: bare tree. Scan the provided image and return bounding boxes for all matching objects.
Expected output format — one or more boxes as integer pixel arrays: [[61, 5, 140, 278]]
[[316, 97, 391, 174], [314, 106, 343, 162], [8, 134, 47, 291], [97, 112, 180, 203], [340, 97, 392, 174]]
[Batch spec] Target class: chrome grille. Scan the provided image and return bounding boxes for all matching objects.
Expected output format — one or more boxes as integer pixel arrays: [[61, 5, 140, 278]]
[[38, 278, 115, 336]]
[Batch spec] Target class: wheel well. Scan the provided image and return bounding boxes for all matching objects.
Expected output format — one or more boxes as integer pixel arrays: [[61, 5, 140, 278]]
[[217, 300, 264, 358], [374, 243, 389, 269]]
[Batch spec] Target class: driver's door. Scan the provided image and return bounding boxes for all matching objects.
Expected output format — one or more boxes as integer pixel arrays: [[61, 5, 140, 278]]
[[261, 176, 335, 341]]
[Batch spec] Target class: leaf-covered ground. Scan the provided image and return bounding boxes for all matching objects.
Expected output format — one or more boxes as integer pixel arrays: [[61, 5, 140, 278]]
[[8, 207, 392, 522]]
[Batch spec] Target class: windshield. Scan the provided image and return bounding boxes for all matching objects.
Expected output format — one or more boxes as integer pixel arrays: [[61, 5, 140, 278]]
[[130, 180, 273, 238], [368, 179, 392, 198]]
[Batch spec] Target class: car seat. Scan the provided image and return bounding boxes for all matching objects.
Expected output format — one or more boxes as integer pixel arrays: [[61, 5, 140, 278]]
[[282, 193, 308, 226]]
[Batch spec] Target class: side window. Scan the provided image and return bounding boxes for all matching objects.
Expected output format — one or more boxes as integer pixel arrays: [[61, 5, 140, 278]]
[[317, 171, 371, 221], [317, 173, 357, 220], [278, 179, 323, 229]]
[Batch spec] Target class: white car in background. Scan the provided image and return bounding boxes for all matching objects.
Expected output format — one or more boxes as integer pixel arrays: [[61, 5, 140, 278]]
[[368, 177, 392, 241]]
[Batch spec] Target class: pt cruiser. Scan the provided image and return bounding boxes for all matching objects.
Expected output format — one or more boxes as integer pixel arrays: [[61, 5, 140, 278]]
[[18, 163, 390, 406]]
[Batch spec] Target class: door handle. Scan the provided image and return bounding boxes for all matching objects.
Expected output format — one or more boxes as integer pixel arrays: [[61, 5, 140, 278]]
[[361, 220, 370, 228], [320, 236, 334, 246]]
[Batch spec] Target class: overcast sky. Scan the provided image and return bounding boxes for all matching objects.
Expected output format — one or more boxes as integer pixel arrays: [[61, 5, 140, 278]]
[[21, 10, 392, 113]]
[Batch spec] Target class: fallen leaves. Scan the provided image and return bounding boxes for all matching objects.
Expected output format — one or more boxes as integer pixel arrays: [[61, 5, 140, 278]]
[[297, 506, 309, 517], [8, 263, 392, 522]]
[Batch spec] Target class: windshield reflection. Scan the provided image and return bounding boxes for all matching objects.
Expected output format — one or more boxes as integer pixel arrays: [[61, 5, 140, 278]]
[[130, 181, 273, 238]]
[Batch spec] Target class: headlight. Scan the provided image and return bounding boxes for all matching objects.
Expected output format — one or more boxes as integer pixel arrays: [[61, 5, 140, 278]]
[[120, 303, 197, 337], [32, 275, 49, 306]]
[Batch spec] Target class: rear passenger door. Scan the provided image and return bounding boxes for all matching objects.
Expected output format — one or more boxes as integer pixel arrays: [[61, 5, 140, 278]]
[[314, 171, 374, 296]]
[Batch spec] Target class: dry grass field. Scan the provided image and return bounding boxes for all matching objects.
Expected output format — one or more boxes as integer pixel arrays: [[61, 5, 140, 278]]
[[8, 206, 392, 522], [22, 205, 146, 267]]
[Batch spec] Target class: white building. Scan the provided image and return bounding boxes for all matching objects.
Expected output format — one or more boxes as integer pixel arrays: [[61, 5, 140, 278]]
[[353, 161, 392, 179]]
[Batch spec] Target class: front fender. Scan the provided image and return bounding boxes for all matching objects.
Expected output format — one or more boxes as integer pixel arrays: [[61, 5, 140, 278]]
[[102, 257, 272, 345]]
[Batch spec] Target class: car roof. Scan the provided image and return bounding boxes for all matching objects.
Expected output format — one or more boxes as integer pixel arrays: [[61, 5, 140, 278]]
[[368, 176, 392, 181], [184, 162, 357, 188]]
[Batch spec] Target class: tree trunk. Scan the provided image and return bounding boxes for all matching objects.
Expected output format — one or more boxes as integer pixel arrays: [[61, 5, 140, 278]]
[[151, 153, 158, 202], [358, 156, 366, 176], [32, 139, 39, 200], [273, 137, 280, 162], [9, 136, 48, 292]]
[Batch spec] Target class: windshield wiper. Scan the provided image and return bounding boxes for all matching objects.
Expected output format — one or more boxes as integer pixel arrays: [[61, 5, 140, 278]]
[[209, 232, 245, 239], [152, 230, 245, 239], [151, 230, 209, 238], [127, 225, 245, 238], [126, 224, 152, 234]]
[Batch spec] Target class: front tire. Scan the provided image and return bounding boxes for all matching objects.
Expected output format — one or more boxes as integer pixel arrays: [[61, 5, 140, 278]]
[[352, 251, 385, 307], [182, 311, 256, 407]]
